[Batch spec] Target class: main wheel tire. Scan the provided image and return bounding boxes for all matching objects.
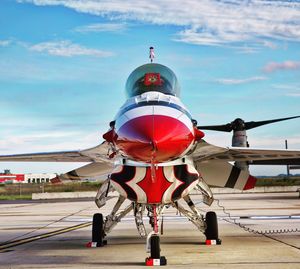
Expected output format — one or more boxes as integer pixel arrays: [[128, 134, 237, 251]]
[[92, 213, 104, 244], [205, 211, 219, 240], [150, 235, 160, 259]]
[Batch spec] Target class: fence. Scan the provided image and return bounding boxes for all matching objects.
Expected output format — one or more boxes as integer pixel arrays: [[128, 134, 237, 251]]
[[0, 182, 100, 196]]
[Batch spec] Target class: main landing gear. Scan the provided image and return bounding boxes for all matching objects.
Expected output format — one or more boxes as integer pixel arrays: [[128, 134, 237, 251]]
[[173, 195, 221, 245], [205, 211, 221, 245], [92, 213, 107, 246], [86, 213, 107, 247], [87, 180, 134, 248]]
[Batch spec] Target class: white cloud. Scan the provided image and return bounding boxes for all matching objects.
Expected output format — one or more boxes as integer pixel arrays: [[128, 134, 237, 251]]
[[0, 40, 11, 47], [271, 84, 300, 98], [235, 41, 278, 54], [0, 131, 99, 153], [18, 0, 300, 47], [272, 83, 300, 90], [206, 132, 300, 150], [216, 76, 267, 85], [0, 129, 99, 173], [263, 61, 300, 73], [236, 46, 261, 54], [261, 40, 278, 49], [74, 23, 127, 33], [285, 93, 300, 97], [29, 40, 114, 57], [248, 135, 300, 149]]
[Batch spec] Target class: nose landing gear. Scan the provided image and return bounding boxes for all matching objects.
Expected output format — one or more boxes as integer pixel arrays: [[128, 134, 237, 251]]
[[145, 233, 167, 266], [145, 205, 167, 266]]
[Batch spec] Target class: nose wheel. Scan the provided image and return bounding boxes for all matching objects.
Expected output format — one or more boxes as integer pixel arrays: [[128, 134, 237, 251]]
[[150, 234, 160, 259], [145, 234, 167, 266]]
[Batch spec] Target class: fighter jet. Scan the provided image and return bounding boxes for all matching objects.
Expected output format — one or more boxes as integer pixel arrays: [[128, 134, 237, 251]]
[[1, 51, 300, 265]]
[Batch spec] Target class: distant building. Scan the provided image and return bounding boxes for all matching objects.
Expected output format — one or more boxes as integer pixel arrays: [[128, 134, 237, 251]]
[[25, 173, 56, 184], [0, 171, 24, 184], [0, 170, 56, 184]]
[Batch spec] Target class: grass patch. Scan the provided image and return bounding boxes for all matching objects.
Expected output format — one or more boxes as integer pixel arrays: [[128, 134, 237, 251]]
[[256, 176, 300, 186], [0, 194, 32, 200]]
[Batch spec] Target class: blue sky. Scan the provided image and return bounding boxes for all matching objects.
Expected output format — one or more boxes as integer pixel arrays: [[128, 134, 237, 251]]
[[0, 0, 300, 175]]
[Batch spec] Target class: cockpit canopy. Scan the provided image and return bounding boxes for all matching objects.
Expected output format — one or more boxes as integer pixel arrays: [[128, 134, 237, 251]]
[[125, 63, 180, 98]]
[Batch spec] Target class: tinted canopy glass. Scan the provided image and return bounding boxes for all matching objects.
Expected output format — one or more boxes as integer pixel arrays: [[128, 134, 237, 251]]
[[125, 63, 180, 98]]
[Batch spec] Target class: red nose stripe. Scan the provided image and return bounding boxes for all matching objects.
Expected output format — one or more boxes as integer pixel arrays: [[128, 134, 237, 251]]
[[116, 115, 194, 162]]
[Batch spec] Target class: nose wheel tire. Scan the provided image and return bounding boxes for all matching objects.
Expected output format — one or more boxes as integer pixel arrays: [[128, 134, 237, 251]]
[[205, 211, 221, 244], [150, 235, 160, 259], [92, 213, 107, 247]]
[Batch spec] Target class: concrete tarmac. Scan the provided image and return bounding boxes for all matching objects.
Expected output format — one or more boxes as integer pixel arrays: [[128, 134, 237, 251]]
[[0, 192, 299, 269]]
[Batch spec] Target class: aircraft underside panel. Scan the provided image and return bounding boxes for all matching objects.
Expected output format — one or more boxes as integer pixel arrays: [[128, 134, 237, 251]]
[[110, 164, 199, 204]]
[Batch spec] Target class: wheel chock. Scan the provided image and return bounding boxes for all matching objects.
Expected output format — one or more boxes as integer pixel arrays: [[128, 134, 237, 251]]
[[145, 256, 167, 266], [205, 239, 222, 245], [86, 241, 95, 248], [86, 240, 107, 247]]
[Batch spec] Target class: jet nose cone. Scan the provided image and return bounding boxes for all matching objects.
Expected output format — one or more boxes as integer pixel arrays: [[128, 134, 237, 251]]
[[115, 114, 194, 162]]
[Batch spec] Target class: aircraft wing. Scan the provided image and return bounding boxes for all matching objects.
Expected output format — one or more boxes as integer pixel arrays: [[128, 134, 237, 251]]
[[51, 162, 112, 183], [0, 142, 114, 183], [0, 142, 112, 163], [192, 140, 300, 164]]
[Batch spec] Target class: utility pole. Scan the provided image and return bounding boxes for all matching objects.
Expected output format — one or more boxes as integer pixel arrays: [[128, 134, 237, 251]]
[[285, 140, 290, 177], [19, 182, 22, 198]]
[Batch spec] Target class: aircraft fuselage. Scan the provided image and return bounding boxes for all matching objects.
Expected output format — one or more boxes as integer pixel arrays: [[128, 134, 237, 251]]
[[102, 63, 204, 204]]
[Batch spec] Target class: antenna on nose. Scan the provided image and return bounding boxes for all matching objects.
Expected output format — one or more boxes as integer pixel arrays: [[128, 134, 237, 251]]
[[149, 46, 155, 63]]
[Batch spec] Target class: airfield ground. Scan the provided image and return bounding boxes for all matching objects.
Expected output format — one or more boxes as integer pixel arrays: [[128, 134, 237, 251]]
[[0, 192, 299, 269]]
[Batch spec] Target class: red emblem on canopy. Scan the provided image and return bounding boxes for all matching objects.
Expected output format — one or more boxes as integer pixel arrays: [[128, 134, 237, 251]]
[[144, 73, 162, 86]]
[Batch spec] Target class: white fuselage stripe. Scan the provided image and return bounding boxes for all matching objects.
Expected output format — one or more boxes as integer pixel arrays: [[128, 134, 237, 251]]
[[116, 105, 194, 133]]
